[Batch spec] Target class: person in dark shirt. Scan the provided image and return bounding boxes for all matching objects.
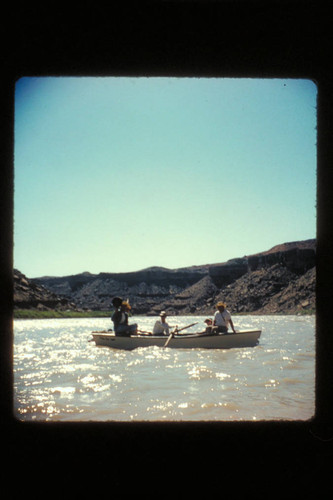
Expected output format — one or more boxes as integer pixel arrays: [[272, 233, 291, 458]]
[[112, 300, 137, 336]]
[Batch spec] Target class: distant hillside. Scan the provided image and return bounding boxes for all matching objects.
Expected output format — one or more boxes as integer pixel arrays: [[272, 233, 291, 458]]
[[16, 239, 315, 315]]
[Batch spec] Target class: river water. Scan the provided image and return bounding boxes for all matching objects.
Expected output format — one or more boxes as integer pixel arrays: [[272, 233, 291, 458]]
[[13, 315, 315, 422]]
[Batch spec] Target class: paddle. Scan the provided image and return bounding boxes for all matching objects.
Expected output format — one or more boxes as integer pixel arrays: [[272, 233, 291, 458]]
[[175, 322, 198, 334], [163, 322, 198, 347], [163, 326, 180, 348]]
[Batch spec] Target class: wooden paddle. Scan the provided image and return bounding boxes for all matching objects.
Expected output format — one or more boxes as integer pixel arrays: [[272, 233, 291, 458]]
[[163, 322, 198, 347], [163, 326, 178, 348], [175, 322, 198, 334]]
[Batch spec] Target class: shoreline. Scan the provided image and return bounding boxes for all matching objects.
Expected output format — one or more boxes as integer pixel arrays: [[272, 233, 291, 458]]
[[13, 309, 315, 320]]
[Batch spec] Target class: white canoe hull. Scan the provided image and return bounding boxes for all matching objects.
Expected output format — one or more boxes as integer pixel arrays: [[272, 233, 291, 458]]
[[91, 330, 261, 350]]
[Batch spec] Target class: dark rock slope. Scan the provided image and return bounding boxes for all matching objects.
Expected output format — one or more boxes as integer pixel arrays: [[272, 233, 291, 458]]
[[14, 269, 77, 312], [213, 264, 316, 315], [20, 239, 315, 315]]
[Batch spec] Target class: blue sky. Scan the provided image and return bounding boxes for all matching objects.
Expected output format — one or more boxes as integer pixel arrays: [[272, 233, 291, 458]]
[[14, 77, 317, 277]]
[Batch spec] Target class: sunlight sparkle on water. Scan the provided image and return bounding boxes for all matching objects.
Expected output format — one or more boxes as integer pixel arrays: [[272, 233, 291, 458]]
[[14, 316, 315, 421]]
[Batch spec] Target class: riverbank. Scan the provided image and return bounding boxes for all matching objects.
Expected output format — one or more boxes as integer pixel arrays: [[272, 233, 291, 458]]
[[13, 308, 315, 319], [14, 309, 111, 319]]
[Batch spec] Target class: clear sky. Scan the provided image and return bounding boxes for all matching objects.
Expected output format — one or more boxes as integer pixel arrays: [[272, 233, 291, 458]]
[[14, 77, 317, 278]]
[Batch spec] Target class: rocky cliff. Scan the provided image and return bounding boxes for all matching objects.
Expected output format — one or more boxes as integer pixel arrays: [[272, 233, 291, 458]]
[[20, 239, 315, 315], [30, 266, 207, 314], [14, 269, 78, 312]]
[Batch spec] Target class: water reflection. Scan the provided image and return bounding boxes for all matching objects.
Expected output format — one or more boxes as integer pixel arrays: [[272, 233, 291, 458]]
[[14, 315, 315, 421]]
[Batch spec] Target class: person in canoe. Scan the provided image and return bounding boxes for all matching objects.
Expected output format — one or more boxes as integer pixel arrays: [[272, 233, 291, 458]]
[[202, 318, 213, 334], [111, 299, 138, 336], [213, 301, 236, 334], [153, 311, 170, 336]]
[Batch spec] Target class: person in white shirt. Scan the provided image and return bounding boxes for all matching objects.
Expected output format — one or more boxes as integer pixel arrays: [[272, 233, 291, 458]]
[[213, 302, 236, 334], [153, 311, 170, 336]]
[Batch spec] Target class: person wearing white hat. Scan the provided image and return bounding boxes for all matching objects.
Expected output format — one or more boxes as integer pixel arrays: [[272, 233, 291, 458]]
[[153, 311, 170, 336], [213, 302, 236, 334]]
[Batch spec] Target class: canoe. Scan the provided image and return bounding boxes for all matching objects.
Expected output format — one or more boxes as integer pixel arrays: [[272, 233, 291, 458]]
[[90, 330, 261, 350]]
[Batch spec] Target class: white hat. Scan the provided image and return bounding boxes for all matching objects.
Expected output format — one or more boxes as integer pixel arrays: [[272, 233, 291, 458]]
[[160, 311, 167, 317]]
